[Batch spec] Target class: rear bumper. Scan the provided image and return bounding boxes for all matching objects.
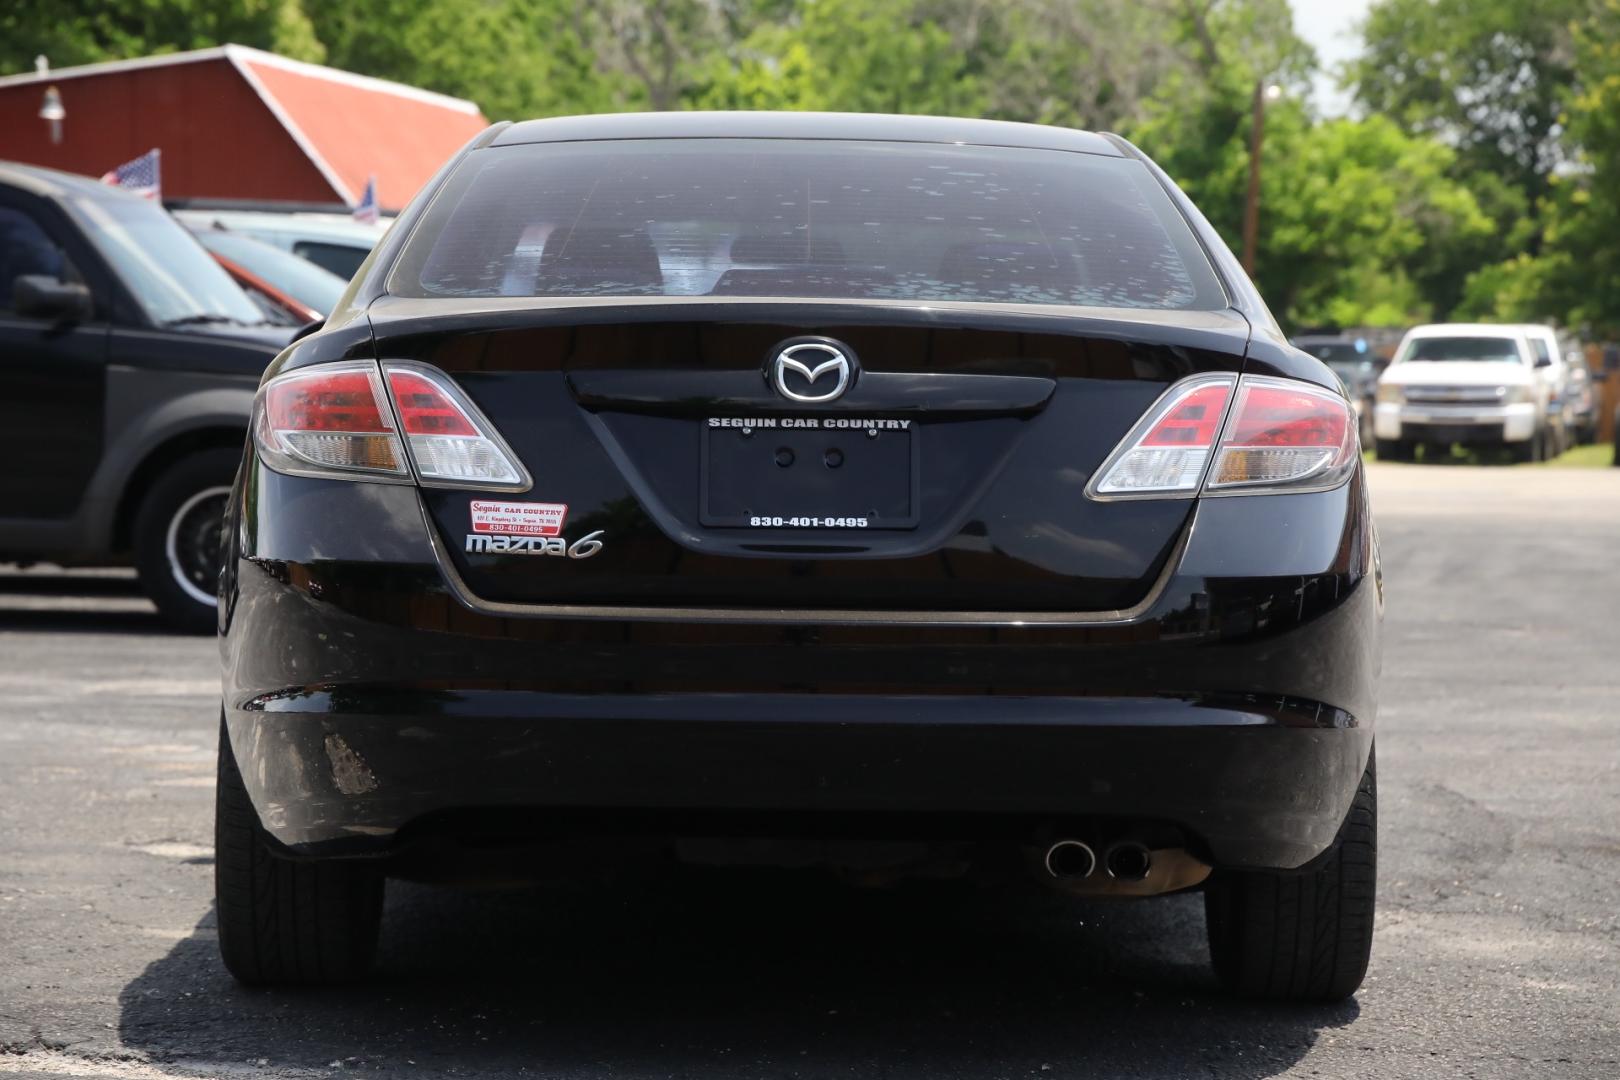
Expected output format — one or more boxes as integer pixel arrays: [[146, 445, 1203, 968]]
[[220, 464, 1381, 872], [1375, 401, 1535, 442], [233, 692, 1369, 870]]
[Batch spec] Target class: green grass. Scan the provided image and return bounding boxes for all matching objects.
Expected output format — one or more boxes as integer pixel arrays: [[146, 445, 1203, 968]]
[[1539, 442, 1614, 468]]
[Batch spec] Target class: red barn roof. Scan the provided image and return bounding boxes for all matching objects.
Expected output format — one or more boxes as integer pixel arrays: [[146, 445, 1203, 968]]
[[0, 45, 488, 211]]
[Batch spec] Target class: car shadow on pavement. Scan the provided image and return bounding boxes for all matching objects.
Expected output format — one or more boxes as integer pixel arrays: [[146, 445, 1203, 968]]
[[0, 570, 170, 634], [118, 868, 1357, 1077], [0, 605, 166, 635], [0, 571, 143, 597]]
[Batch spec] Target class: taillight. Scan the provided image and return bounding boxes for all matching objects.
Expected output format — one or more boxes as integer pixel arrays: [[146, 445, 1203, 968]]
[[1205, 376, 1357, 493], [253, 361, 409, 481], [381, 363, 528, 488], [252, 361, 529, 490], [1089, 373, 1357, 499], [1087, 375, 1236, 498]]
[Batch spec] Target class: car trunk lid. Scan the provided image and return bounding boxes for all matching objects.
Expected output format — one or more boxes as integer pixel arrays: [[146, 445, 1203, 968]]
[[365, 296, 1251, 613]]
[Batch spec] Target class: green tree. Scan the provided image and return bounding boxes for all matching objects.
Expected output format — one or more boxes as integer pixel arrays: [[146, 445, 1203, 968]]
[[1136, 87, 1492, 329], [688, 29, 826, 110], [1260, 115, 1493, 328], [691, 0, 982, 115], [1352, 0, 1591, 218], [306, 0, 628, 119], [1515, 0, 1620, 332], [0, 0, 325, 71]]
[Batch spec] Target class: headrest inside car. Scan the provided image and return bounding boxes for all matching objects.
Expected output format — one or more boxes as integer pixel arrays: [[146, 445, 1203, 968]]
[[538, 226, 665, 288]]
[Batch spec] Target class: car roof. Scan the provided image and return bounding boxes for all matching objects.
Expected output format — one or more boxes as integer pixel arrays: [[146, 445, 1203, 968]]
[[490, 112, 1124, 156], [172, 208, 386, 245], [0, 159, 140, 202], [1497, 323, 1559, 338]]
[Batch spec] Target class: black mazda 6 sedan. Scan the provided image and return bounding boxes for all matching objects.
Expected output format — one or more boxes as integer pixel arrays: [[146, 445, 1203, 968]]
[[216, 112, 1380, 1001]]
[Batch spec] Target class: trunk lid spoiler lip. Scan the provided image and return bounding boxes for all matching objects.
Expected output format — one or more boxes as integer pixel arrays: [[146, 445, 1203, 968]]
[[567, 369, 1057, 418], [354, 294, 1254, 363]]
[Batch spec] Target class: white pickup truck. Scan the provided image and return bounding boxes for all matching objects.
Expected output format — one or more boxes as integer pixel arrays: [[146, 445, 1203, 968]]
[[1374, 323, 1562, 462]]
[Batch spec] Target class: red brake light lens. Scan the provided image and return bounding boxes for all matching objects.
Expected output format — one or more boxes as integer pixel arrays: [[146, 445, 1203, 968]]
[[387, 370, 479, 436], [262, 370, 392, 434], [1139, 383, 1231, 447], [380, 363, 528, 488], [253, 362, 407, 478], [1222, 383, 1350, 448]]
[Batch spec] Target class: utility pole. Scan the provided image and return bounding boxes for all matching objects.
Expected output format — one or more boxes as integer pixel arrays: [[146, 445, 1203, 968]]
[[1242, 81, 1281, 277]]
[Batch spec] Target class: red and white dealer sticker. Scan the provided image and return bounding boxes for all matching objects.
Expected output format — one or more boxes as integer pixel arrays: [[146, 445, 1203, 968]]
[[469, 500, 568, 537]]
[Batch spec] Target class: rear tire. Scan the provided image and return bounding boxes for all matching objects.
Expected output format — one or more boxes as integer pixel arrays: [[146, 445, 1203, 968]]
[[1205, 748, 1376, 1002], [1373, 439, 1412, 462], [1513, 431, 1545, 464], [215, 715, 384, 985], [132, 448, 239, 633]]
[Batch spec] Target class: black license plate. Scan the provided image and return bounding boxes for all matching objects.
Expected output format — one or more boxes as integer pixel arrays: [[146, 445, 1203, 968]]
[[700, 420, 918, 528]]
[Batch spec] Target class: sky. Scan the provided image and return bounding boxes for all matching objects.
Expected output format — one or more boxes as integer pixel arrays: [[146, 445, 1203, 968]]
[[1289, 0, 1373, 116]]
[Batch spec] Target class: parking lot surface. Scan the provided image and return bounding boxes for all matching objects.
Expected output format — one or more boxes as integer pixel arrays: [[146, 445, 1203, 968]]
[[1, 463, 1617, 1079]]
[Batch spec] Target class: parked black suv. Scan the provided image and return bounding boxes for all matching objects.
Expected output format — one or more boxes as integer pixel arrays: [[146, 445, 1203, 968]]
[[0, 162, 289, 629]]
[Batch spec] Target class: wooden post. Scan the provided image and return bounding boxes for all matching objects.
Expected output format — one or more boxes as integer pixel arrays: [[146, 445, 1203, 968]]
[[1592, 343, 1619, 446], [1241, 80, 1265, 278]]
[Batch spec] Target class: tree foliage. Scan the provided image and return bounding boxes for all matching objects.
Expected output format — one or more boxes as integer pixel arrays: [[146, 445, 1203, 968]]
[[6, 0, 1620, 332], [1517, 0, 1620, 333], [691, 0, 982, 114], [0, 0, 324, 69], [1352, 0, 1586, 201]]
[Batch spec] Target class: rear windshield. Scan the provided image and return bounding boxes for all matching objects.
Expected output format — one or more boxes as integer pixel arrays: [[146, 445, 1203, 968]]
[[1400, 336, 1524, 364], [389, 138, 1227, 310]]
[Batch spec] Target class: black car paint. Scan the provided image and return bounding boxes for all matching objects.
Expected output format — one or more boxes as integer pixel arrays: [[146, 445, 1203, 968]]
[[221, 458, 1375, 870], [220, 113, 1377, 881], [0, 163, 285, 561], [344, 299, 1251, 612]]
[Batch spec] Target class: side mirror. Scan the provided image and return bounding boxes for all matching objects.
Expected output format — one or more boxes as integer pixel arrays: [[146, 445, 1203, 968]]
[[14, 274, 93, 323]]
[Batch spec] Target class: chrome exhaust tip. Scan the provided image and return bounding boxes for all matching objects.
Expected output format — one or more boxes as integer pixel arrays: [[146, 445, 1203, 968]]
[[1104, 841, 1152, 882], [1043, 839, 1097, 880]]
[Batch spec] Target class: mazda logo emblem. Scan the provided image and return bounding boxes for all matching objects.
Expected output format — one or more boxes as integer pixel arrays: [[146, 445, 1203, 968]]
[[769, 340, 855, 403]]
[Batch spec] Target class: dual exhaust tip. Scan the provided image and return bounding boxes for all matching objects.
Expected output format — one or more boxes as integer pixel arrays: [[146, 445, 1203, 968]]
[[1043, 839, 1152, 883]]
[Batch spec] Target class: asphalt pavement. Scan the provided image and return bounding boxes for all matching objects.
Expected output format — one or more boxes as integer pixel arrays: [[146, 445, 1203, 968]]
[[1, 463, 1617, 1079]]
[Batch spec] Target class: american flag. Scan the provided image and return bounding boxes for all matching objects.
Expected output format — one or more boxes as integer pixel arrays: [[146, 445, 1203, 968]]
[[100, 148, 162, 200], [352, 175, 379, 225]]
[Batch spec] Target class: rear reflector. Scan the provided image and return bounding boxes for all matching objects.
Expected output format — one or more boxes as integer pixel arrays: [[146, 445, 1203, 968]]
[[252, 361, 530, 490], [253, 362, 409, 480], [1089, 373, 1357, 499], [381, 364, 528, 488]]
